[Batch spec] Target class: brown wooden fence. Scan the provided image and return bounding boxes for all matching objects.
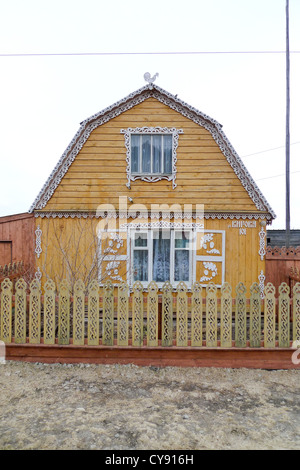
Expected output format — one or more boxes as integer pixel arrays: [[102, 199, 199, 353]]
[[1, 278, 300, 351]]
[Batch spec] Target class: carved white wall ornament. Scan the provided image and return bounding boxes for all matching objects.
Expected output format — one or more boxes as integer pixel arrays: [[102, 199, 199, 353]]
[[29, 83, 275, 220], [120, 126, 183, 189], [200, 261, 218, 282], [259, 226, 266, 261], [35, 225, 42, 258]]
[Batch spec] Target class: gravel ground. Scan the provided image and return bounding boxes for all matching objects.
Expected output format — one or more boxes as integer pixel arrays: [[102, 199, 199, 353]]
[[0, 361, 299, 450]]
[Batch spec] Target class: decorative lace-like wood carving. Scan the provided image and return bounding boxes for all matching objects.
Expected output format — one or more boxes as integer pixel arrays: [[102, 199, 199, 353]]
[[88, 280, 99, 346], [132, 281, 144, 346], [0, 278, 12, 343], [206, 282, 217, 347], [250, 282, 261, 347], [235, 282, 247, 348], [73, 279, 85, 346], [15, 278, 27, 344], [264, 283, 276, 348], [176, 282, 188, 347], [44, 279, 56, 345], [191, 282, 202, 347], [162, 281, 173, 347], [147, 281, 158, 346], [29, 279, 41, 344], [278, 283, 290, 348], [293, 282, 300, 342], [221, 282, 232, 348], [58, 280, 71, 345], [102, 280, 113, 346], [117, 282, 129, 346]]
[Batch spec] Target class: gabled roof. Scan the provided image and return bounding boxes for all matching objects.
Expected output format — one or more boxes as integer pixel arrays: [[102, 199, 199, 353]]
[[29, 83, 276, 218]]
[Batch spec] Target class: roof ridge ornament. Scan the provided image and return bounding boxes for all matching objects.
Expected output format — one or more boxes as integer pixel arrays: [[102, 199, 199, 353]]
[[144, 72, 159, 84]]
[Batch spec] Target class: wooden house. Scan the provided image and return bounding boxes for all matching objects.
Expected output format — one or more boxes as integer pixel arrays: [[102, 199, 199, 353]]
[[29, 80, 275, 292]]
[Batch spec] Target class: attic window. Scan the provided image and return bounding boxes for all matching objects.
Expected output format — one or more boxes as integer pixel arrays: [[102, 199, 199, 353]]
[[121, 126, 183, 189]]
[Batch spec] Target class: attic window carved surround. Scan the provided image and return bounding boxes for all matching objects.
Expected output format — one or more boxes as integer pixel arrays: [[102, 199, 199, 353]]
[[121, 127, 183, 189]]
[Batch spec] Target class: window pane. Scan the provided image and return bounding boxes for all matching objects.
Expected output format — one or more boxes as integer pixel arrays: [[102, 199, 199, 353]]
[[152, 135, 162, 173], [142, 135, 151, 173], [174, 250, 189, 281], [134, 232, 147, 247], [163, 135, 172, 174], [175, 231, 190, 248], [133, 250, 148, 281], [153, 231, 170, 282], [131, 135, 140, 173]]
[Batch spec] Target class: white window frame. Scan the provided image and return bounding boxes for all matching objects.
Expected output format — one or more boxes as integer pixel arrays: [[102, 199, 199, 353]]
[[120, 126, 183, 189], [129, 227, 195, 288]]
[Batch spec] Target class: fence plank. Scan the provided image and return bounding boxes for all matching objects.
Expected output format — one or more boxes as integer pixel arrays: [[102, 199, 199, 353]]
[[191, 282, 202, 347], [221, 282, 232, 348], [206, 283, 217, 347], [176, 282, 188, 347], [102, 280, 113, 346], [162, 281, 173, 347], [73, 279, 85, 346], [250, 282, 261, 348], [147, 281, 158, 347], [29, 279, 41, 344], [0, 278, 12, 343], [278, 283, 290, 348], [132, 281, 144, 347], [15, 278, 27, 344], [235, 282, 247, 348], [264, 283, 276, 348], [293, 282, 300, 342], [117, 282, 129, 346], [58, 280, 71, 345], [43, 279, 56, 345], [88, 280, 99, 346]]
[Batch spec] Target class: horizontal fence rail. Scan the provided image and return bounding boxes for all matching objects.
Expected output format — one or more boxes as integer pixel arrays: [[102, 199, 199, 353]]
[[1, 278, 300, 349]]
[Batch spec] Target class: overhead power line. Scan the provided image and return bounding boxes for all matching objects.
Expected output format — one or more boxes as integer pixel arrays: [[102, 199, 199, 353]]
[[0, 50, 300, 57], [241, 141, 300, 158]]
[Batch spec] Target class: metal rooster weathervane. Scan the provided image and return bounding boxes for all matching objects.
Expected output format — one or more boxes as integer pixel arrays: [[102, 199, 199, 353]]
[[144, 72, 159, 84]]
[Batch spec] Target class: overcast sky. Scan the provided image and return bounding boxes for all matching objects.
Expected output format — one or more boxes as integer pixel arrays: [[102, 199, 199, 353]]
[[0, 0, 299, 229]]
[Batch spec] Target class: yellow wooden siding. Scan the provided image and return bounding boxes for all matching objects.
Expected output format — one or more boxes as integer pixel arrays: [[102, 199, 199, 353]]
[[42, 98, 258, 212], [36, 216, 265, 293]]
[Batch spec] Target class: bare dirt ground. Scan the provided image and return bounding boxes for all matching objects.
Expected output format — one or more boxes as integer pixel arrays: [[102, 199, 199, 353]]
[[0, 361, 299, 450]]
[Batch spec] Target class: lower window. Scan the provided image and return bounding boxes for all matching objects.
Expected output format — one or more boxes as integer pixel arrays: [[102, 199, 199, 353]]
[[131, 228, 193, 286]]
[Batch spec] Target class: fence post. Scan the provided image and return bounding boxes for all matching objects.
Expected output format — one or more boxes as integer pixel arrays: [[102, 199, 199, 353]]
[[221, 282, 232, 348], [102, 280, 113, 346], [147, 281, 158, 347], [0, 278, 12, 343], [15, 278, 27, 344], [29, 279, 41, 344], [206, 282, 217, 347], [161, 281, 173, 347], [264, 283, 276, 348], [44, 279, 56, 345], [293, 282, 300, 342], [191, 281, 202, 347], [176, 281, 188, 347], [132, 281, 144, 347], [278, 282, 290, 348], [250, 282, 261, 348], [73, 279, 85, 346], [117, 282, 129, 346], [58, 280, 71, 345], [235, 282, 247, 348], [88, 280, 99, 346]]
